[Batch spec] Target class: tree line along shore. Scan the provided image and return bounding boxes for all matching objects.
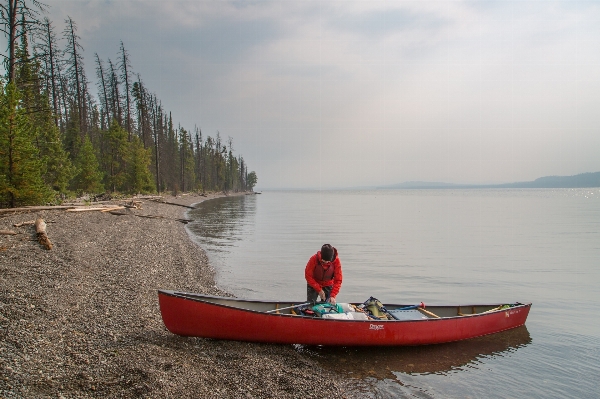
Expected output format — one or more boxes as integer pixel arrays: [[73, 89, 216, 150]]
[[1, 1, 257, 210]]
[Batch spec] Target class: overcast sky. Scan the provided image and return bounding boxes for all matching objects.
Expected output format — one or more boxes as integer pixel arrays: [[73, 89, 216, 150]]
[[23, 1, 600, 189]]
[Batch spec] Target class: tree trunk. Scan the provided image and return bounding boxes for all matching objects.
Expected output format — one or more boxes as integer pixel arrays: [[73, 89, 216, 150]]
[[67, 18, 83, 134], [7, 0, 18, 84], [95, 53, 111, 126], [45, 20, 59, 127], [120, 42, 132, 139]]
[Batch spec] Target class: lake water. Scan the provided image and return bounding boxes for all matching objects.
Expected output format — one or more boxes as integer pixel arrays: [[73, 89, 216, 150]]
[[186, 189, 600, 398]]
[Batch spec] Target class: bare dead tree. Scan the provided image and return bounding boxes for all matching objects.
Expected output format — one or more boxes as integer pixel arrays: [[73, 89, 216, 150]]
[[118, 41, 133, 139], [107, 58, 122, 127], [63, 16, 86, 134], [95, 53, 111, 128], [34, 17, 60, 126], [0, 0, 45, 83]]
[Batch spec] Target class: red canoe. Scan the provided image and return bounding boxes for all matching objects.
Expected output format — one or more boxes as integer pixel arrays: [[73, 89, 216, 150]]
[[158, 290, 531, 346]]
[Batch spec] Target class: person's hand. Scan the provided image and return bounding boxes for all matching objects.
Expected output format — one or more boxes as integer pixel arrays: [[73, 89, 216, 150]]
[[318, 290, 326, 302], [327, 296, 336, 306]]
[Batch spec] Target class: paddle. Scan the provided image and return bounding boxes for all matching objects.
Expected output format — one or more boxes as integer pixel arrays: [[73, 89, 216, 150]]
[[265, 302, 311, 313], [390, 302, 440, 318], [395, 302, 426, 311], [396, 302, 440, 319]]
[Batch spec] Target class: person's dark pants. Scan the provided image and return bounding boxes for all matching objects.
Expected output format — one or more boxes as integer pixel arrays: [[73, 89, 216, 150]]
[[307, 284, 332, 303]]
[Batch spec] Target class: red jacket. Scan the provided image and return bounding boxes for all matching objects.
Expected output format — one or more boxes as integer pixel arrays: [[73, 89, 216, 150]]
[[305, 247, 343, 298]]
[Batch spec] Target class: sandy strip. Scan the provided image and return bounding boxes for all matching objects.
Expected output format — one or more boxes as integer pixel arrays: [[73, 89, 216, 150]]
[[0, 193, 355, 398]]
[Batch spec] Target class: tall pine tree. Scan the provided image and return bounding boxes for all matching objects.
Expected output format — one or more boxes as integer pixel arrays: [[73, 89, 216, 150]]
[[72, 135, 103, 194], [0, 83, 52, 207], [126, 135, 154, 193]]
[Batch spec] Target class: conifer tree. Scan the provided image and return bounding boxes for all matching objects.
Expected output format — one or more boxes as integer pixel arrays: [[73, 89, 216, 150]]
[[36, 18, 61, 127], [246, 171, 257, 191], [0, 83, 52, 207], [179, 126, 195, 192], [72, 135, 103, 194], [1, 12, 257, 205], [166, 112, 178, 192], [126, 135, 154, 193], [0, 0, 45, 84], [63, 106, 81, 158], [238, 156, 246, 191], [95, 53, 110, 129], [38, 116, 75, 195], [152, 98, 162, 192], [63, 16, 86, 134], [16, 22, 75, 197], [102, 119, 128, 192], [107, 58, 122, 127], [195, 127, 202, 191], [118, 41, 133, 139]]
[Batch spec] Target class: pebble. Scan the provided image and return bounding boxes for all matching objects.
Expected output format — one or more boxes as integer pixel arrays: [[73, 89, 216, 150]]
[[0, 193, 358, 398]]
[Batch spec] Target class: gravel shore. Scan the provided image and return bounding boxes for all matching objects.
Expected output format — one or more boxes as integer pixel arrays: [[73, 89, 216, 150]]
[[0, 193, 357, 398]]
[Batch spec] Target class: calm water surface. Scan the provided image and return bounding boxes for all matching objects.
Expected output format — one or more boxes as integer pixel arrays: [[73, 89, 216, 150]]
[[186, 189, 600, 398]]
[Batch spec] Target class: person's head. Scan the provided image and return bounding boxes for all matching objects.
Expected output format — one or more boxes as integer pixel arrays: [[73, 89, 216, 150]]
[[320, 244, 334, 263]]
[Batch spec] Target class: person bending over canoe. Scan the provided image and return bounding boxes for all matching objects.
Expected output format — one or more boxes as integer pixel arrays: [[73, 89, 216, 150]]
[[305, 244, 343, 305]]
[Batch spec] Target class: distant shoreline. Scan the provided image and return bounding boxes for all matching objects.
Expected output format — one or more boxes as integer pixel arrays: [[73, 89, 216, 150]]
[[378, 171, 600, 190]]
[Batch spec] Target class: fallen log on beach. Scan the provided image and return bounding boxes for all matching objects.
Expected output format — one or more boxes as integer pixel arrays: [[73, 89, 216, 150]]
[[66, 206, 125, 212], [13, 220, 36, 227], [148, 199, 196, 209], [0, 230, 17, 235], [35, 218, 53, 250], [132, 195, 163, 200], [0, 205, 76, 215]]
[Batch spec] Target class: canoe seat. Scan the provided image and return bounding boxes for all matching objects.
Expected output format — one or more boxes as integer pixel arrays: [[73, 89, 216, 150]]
[[388, 309, 430, 321]]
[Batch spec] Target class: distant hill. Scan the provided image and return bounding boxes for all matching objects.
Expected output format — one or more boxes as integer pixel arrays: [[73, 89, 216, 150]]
[[379, 172, 600, 189], [497, 172, 600, 188], [381, 181, 469, 189]]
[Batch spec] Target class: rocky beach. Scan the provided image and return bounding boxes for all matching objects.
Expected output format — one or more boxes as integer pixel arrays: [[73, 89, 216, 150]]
[[0, 193, 356, 398]]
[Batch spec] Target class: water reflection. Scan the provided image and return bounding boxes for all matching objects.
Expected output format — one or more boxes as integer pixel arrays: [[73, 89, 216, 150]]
[[302, 326, 531, 379], [187, 195, 254, 248]]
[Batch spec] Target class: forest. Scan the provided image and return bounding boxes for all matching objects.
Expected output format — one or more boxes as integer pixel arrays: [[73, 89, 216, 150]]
[[0, 0, 257, 208]]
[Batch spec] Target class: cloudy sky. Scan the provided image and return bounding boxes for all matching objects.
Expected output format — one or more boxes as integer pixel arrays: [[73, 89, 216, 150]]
[[24, 1, 600, 189]]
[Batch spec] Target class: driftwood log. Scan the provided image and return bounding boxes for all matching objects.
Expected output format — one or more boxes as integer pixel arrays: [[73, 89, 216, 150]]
[[0, 205, 76, 215], [152, 200, 195, 209], [66, 206, 125, 212], [35, 218, 53, 250], [0, 230, 17, 235], [13, 220, 36, 227]]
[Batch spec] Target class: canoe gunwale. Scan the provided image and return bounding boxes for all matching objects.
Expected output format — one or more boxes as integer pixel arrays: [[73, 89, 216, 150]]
[[158, 289, 531, 322]]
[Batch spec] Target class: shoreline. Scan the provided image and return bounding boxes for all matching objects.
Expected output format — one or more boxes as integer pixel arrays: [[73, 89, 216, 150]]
[[0, 193, 352, 398]]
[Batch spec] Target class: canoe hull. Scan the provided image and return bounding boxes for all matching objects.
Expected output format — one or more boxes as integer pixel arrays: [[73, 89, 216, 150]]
[[158, 291, 531, 346]]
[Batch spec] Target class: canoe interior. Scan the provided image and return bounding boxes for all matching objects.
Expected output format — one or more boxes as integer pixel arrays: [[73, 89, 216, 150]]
[[162, 290, 524, 319]]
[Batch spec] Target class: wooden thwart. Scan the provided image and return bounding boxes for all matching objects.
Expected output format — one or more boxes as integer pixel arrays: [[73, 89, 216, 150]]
[[418, 307, 440, 319], [458, 305, 504, 316], [458, 306, 474, 316]]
